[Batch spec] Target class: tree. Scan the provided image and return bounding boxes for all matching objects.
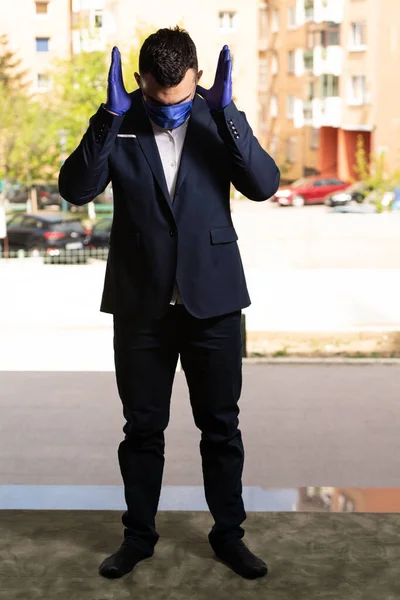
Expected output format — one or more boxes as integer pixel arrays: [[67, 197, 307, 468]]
[[0, 34, 28, 92], [49, 33, 145, 155]]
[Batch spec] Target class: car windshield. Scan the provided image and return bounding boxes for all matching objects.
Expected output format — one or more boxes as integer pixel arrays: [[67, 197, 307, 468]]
[[347, 181, 366, 191], [49, 220, 84, 233], [291, 178, 309, 188]]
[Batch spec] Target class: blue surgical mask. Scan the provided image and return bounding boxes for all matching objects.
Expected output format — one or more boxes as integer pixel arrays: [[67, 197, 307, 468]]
[[144, 98, 193, 129]]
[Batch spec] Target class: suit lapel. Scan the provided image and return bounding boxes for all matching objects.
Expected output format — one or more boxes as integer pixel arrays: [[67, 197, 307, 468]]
[[122, 91, 211, 213], [173, 94, 211, 201], [124, 92, 172, 210]]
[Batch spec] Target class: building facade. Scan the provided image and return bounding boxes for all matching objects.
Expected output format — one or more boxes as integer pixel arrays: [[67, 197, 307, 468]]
[[0, 0, 262, 139], [264, 0, 400, 183], [2, 0, 400, 184]]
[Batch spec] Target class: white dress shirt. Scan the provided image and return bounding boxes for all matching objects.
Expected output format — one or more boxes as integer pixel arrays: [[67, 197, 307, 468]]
[[150, 117, 189, 304]]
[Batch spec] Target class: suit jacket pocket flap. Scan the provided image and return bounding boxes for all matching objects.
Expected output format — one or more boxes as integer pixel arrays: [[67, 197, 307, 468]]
[[210, 226, 238, 245]]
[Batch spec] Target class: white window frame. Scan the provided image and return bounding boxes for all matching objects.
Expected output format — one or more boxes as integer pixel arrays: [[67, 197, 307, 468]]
[[287, 95, 295, 119], [219, 11, 238, 32], [348, 75, 367, 106], [271, 55, 278, 75], [259, 58, 268, 89], [94, 9, 103, 28], [286, 136, 297, 163], [350, 22, 367, 51], [270, 94, 278, 118], [288, 50, 295, 74], [272, 9, 280, 32], [288, 5, 297, 29], [37, 73, 50, 91], [270, 134, 279, 156], [321, 74, 339, 97]]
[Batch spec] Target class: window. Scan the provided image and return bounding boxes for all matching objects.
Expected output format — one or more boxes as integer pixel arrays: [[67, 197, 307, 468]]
[[272, 10, 280, 32], [311, 128, 320, 149], [259, 4, 268, 40], [22, 217, 40, 229], [287, 95, 295, 119], [288, 50, 295, 73], [271, 55, 278, 75], [52, 220, 84, 234], [305, 0, 314, 21], [303, 49, 314, 71], [259, 58, 268, 89], [36, 37, 49, 52], [219, 11, 237, 31], [270, 135, 279, 156], [7, 215, 25, 228], [321, 74, 339, 97], [350, 22, 366, 48], [286, 137, 297, 163], [94, 219, 112, 233], [35, 1, 48, 14], [308, 81, 315, 100], [94, 10, 103, 28], [321, 23, 340, 46], [270, 94, 278, 117], [348, 75, 367, 105], [37, 73, 50, 90], [288, 6, 297, 28]]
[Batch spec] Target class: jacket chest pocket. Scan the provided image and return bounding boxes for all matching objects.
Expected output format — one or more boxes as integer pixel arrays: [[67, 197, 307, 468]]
[[210, 226, 238, 245]]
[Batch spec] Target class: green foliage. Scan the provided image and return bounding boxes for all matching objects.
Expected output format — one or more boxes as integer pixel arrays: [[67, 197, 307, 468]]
[[352, 134, 370, 182], [0, 34, 28, 92], [0, 32, 144, 190]]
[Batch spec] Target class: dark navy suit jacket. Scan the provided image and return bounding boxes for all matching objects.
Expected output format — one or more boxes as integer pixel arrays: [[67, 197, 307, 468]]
[[58, 89, 280, 320]]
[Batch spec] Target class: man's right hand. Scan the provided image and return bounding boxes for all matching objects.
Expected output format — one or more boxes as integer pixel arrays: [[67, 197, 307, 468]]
[[104, 46, 132, 116]]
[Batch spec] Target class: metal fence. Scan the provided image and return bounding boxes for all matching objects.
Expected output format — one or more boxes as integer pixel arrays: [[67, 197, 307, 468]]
[[0, 247, 109, 263]]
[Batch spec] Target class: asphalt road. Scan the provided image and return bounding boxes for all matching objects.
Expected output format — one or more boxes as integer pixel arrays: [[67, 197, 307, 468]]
[[1, 364, 399, 488]]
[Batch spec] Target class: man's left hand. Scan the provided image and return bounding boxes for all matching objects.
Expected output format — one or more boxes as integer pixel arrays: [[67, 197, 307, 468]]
[[197, 45, 232, 111]]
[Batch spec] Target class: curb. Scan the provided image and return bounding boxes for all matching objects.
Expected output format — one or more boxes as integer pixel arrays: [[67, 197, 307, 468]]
[[242, 357, 400, 365]]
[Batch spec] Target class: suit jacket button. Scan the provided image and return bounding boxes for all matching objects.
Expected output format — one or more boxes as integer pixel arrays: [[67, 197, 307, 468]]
[[169, 229, 177, 237]]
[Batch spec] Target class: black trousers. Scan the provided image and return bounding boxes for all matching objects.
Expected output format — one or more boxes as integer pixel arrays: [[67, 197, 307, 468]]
[[113, 304, 246, 556]]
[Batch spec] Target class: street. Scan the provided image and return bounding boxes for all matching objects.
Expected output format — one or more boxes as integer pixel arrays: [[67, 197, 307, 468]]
[[1, 364, 399, 489]]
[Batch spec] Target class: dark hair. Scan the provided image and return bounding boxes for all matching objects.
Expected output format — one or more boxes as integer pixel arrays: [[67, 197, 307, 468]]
[[139, 26, 198, 87]]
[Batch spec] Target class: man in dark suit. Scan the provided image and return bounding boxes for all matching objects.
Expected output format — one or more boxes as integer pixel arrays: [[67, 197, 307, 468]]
[[59, 27, 280, 581]]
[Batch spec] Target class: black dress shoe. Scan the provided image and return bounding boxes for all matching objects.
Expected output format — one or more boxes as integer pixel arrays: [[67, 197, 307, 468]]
[[212, 539, 268, 580], [99, 542, 153, 579]]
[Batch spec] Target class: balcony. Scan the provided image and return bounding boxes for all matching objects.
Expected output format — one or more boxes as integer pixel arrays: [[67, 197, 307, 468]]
[[313, 97, 342, 128], [313, 46, 343, 76], [313, 0, 344, 24]]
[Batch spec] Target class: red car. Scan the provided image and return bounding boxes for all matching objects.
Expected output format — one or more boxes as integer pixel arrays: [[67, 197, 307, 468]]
[[273, 177, 351, 207]]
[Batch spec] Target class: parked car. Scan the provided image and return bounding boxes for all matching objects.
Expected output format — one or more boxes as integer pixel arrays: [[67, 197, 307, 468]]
[[4, 213, 91, 262], [86, 217, 112, 258], [6, 183, 62, 209], [324, 181, 373, 207], [273, 177, 351, 207]]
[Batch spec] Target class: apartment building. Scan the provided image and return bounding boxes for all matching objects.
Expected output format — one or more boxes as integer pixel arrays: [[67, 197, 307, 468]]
[[0, 0, 262, 138], [259, 0, 320, 182], [265, 0, 400, 182], [328, 0, 400, 179], [0, 0, 72, 93]]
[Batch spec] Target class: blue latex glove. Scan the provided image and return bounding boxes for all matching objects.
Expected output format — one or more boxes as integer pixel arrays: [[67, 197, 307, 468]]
[[104, 46, 132, 116], [197, 45, 232, 111]]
